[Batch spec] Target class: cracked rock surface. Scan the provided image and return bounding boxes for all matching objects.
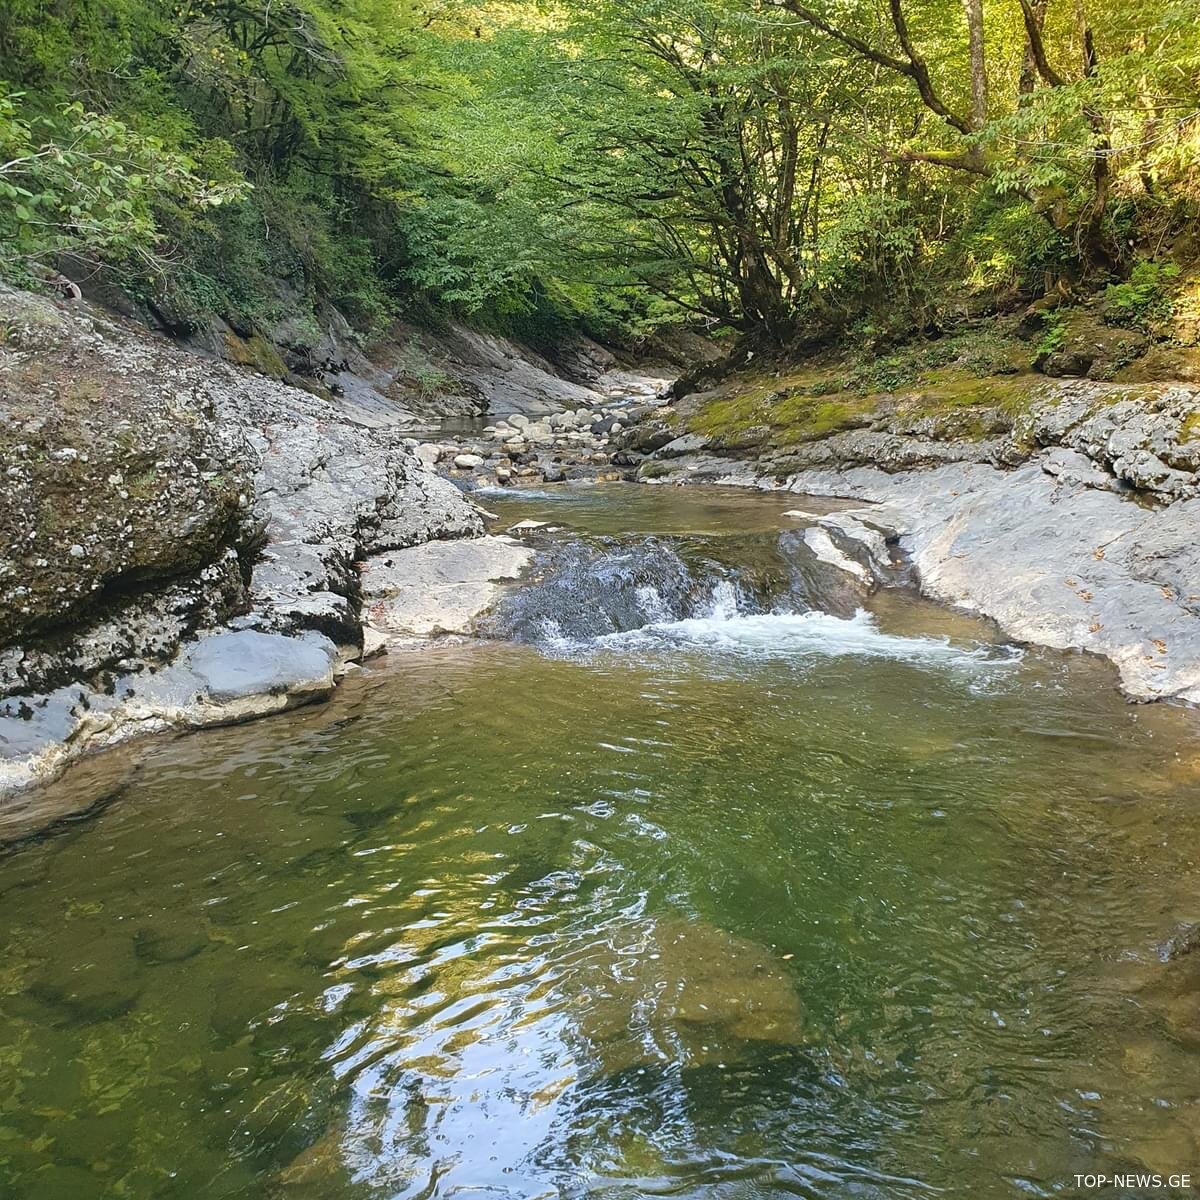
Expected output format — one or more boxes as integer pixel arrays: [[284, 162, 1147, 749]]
[[0, 285, 486, 816]]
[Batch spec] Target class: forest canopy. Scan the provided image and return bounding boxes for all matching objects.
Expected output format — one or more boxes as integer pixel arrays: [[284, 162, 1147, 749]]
[[1, 0, 1198, 344]]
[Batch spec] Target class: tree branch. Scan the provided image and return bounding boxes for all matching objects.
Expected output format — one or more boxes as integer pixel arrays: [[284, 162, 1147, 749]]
[[780, 0, 971, 134]]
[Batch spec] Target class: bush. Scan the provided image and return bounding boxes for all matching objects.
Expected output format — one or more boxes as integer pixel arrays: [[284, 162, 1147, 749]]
[[0, 87, 245, 287], [1103, 260, 1180, 330]]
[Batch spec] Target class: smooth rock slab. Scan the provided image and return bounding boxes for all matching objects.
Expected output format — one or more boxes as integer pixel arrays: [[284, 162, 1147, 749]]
[[786, 460, 1200, 703], [642, 446, 1200, 703], [185, 630, 337, 703], [0, 631, 338, 824], [361, 536, 534, 637]]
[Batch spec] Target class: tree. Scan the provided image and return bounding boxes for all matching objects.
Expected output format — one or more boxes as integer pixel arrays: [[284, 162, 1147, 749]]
[[0, 89, 244, 284]]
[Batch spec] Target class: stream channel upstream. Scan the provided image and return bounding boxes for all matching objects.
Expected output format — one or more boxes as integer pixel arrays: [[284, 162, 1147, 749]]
[[3, 482, 1200, 1199]]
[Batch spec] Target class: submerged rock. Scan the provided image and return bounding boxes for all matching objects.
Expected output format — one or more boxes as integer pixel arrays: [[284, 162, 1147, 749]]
[[568, 916, 807, 1073], [273, 1124, 353, 1196], [1159, 923, 1200, 962], [28, 925, 142, 1023]]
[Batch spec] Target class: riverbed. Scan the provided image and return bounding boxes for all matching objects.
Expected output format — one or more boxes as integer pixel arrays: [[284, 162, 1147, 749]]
[[3, 484, 1200, 1199]]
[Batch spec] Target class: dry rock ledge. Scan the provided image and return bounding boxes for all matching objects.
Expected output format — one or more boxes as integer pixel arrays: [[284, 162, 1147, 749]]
[[628, 382, 1200, 705], [0, 285, 533, 827]]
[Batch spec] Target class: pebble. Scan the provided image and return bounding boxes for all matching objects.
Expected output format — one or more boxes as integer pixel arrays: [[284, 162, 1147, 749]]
[[418, 396, 659, 487]]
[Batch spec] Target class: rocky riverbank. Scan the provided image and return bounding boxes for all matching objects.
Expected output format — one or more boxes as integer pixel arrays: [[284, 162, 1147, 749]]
[[409, 387, 672, 489], [406, 372, 1200, 706], [593, 375, 1200, 705], [6, 278, 1200, 834], [333, 350, 1200, 708], [0, 285, 618, 831]]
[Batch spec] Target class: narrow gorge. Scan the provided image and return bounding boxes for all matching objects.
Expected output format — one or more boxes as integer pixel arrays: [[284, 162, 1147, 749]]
[[4, 0, 1200, 1193]]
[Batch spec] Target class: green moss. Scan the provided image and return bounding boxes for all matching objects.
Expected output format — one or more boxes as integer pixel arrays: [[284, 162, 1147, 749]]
[[1115, 344, 1200, 384], [908, 372, 1043, 416], [689, 384, 868, 448], [834, 327, 1029, 395], [1181, 412, 1200, 443], [639, 460, 674, 479], [686, 365, 859, 446], [222, 332, 287, 380], [687, 365, 1044, 450]]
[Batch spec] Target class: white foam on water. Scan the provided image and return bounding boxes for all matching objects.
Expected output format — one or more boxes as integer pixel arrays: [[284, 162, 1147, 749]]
[[472, 486, 561, 500], [590, 608, 1021, 671], [706, 579, 742, 619], [634, 584, 672, 622]]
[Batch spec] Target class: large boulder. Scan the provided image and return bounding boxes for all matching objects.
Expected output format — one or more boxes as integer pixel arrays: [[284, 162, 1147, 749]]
[[0, 283, 484, 817], [0, 286, 254, 668]]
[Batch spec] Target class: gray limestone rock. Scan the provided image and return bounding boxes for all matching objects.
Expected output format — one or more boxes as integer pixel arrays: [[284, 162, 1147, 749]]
[[360, 536, 534, 639], [652, 433, 713, 459], [0, 283, 484, 818], [781, 460, 1200, 704], [185, 630, 337, 703]]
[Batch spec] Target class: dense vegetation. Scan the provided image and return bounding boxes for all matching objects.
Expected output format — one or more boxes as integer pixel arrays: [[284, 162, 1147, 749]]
[[1, 0, 1198, 349]]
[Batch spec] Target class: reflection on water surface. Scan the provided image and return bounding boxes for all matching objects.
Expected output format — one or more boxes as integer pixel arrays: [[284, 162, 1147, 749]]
[[2, 486, 1200, 1200]]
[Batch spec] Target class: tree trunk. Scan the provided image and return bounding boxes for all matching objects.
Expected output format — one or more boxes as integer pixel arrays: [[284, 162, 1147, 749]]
[[1073, 3, 1117, 272], [1018, 0, 1047, 98], [963, 0, 988, 129]]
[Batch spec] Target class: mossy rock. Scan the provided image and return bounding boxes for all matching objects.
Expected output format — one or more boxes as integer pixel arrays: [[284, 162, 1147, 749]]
[[222, 331, 288, 380], [0, 284, 254, 649], [684, 362, 1044, 455], [1034, 306, 1150, 379], [1115, 343, 1200, 385]]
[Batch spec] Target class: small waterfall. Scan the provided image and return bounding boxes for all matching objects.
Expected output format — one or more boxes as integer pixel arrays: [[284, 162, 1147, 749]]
[[480, 532, 871, 646], [481, 528, 1021, 672], [479, 537, 771, 644]]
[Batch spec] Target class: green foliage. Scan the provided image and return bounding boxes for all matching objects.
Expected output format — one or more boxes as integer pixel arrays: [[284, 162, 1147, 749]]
[[392, 343, 455, 399], [2, 0, 1199, 346], [0, 88, 244, 284], [1034, 312, 1068, 359], [955, 198, 1074, 295], [1103, 261, 1181, 330], [838, 327, 1026, 394]]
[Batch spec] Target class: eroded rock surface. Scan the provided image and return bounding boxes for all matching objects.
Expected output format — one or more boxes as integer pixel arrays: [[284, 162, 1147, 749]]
[[361, 536, 534, 639], [0, 284, 485, 814], [624, 378, 1200, 703]]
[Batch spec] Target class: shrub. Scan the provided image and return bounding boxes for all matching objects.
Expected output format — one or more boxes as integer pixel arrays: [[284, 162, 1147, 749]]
[[1103, 261, 1180, 330], [0, 88, 245, 287]]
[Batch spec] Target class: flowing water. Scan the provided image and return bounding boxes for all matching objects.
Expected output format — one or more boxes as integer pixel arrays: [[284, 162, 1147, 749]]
[[3, 483, 1200, 1200]]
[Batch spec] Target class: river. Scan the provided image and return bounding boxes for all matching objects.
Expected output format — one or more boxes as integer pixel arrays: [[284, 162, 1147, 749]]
[[2, 483, 1199, 1199]]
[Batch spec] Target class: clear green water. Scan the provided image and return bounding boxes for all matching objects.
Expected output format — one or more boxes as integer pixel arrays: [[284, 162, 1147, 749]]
[[3, 486, 1200, 1200]]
